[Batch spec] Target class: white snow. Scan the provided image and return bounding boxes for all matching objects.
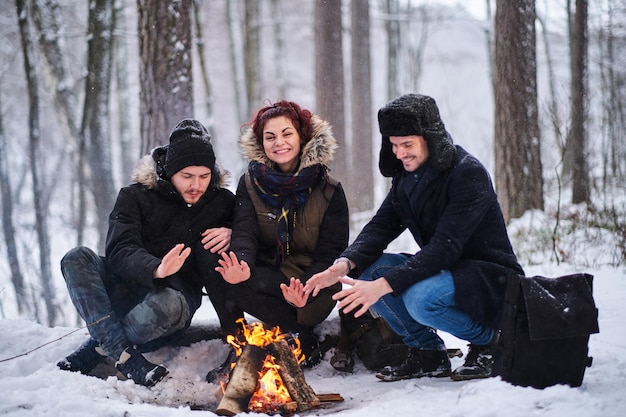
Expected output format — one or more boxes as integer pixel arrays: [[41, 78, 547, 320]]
[[1, 260, 624, 416]]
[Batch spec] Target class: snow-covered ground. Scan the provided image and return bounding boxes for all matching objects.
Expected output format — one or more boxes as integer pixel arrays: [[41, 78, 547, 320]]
[[0, 259, 623, 417]]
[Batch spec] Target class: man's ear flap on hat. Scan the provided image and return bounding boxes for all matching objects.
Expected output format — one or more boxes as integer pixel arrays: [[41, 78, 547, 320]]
[[378, 138, 403, 177]]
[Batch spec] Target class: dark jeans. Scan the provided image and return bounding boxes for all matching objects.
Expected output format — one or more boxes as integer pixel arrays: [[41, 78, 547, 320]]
[[60, 246, 191, 359], [206, 265, 337, 338]]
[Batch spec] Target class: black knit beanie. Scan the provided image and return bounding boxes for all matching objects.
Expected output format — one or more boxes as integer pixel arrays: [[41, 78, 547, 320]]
[[377, 94, 456, 177], [164, 119, 216, 177]]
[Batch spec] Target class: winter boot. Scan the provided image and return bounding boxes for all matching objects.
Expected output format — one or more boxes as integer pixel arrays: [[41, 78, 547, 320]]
[[206, 347, 237, 383], [115, 346, 168, 387], [376, 348, 451, 381], [57, 338, 106, 375], [451, 342, 496, 381], [296, 329, 323, 369]]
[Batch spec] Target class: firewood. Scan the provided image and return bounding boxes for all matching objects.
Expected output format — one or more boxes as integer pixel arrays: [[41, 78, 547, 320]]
[[317, 393, 344, 402], [268, 339, 320, 412], [216, 345, 267, 416]]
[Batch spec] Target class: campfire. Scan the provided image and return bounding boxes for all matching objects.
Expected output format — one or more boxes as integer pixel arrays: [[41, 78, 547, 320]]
[[215, 319, 342, 416]]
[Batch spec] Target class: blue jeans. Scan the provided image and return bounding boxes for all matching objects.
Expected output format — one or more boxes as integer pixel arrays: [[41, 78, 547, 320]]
[[359, 253, 494, 349], [60, 247, 191, 359]]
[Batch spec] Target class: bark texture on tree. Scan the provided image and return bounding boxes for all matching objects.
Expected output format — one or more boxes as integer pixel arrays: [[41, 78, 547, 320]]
[[138, 0, 194, 154], [494, 0, 544, 221]]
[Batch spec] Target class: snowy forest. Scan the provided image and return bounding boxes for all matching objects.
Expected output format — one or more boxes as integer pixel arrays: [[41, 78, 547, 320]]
[[0, 0, 625, 333]]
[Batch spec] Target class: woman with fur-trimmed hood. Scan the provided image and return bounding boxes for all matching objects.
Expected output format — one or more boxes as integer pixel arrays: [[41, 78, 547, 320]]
[[210, 100, 349, 373]]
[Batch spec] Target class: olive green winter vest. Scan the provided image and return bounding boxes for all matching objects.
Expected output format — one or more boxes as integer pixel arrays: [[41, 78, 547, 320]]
[[244, 172, 337, 279]]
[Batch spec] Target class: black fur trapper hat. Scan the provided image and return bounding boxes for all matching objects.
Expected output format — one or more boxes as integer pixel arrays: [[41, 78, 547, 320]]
[[377, 94, 457, 177]]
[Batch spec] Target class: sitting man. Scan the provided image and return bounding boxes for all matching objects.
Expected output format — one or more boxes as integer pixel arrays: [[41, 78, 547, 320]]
[[57, 119, 235, 386], [305, 94, 524, 381]]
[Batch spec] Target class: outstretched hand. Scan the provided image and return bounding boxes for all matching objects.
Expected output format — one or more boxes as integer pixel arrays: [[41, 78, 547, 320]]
[[333, 276, 394, 318], [215, 251, 250, 284], [154, 243, 191, 279], [280, 277, 308, 308], [303, 262, 349, 298]]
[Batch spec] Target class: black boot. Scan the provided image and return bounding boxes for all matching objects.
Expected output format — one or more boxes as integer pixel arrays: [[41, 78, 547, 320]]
[[451, 343, 495, 381], [57, 338, 106, 375], [376, 348, 451, 381], [115, 346, 168, 387], [206, 347, 237, 383], [297, 329, 322, 369]]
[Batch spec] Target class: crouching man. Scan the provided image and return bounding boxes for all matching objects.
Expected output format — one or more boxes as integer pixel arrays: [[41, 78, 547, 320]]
[[305, 94, 524, 381]]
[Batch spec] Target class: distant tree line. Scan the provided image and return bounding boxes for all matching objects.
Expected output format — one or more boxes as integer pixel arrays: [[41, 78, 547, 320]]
[[0, 0, 623, 325]]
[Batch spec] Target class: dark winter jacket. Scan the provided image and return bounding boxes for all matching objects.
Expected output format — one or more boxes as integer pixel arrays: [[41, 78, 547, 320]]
[[105, 151, 235, 316], [231, 115, 349, 284], [342, 146, 524, 328]]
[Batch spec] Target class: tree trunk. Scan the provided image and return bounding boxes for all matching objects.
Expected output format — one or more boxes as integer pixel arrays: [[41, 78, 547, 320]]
[[314, 0, 346, 190], [138, 0, 194, 154], [244, 0, 260, 118], [384, 0, 401, 100], [270, 0, 287, 99], [81, 0, 117, 251], [31, 0, 87, 245], [226, 0, 246, 124], [192, 0, 214, 133], [0, 97, 28, 315], [350, 0, 374, 214], [113, 0, 135, 180], [494, 0, 544, 221], [15, 0, 57, 326], [569, 0, 590, 204]]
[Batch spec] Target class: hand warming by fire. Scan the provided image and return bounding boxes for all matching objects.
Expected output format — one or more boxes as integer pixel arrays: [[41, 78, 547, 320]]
[[215, 319, 322, 416]]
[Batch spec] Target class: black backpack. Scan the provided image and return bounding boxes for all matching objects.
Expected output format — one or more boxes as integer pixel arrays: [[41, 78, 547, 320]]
[[493, 273, 600, 389], [332, 310, 408, 371]]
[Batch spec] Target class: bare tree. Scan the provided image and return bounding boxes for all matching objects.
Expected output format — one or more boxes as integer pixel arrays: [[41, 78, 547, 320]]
[[383, 0, 401, 100], [568, 0, 590, 204], [137, 0, 194, 154], [270, 0, 287, 99], [30, 0, 89, 245], [192, 0, 214, 132], [15, 0, 57, 325], [598, 0, 626, 192], [314, 0, 347, 189], [81, 0, 118, 250], [226, 0, 247, 124], [0, 95, 28, 315], [350, 0, 374, 214], [244, 0, 261, 118], [113, 0, 135, 180], [494, 0, 544, 221]]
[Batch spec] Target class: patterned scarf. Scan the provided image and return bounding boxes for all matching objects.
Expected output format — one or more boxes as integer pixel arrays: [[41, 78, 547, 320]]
[[248, 160, 325, 265]]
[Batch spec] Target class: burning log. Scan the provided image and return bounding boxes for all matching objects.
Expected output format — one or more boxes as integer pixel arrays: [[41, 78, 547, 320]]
[[216, 344, 267, 416], [267, 339, 320, 412]]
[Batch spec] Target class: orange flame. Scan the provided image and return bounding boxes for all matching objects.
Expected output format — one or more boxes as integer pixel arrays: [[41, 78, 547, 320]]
[[224, 319, 305, 412]]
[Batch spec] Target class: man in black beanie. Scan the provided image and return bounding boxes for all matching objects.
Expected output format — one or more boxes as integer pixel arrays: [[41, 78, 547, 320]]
[[305, 94, 524, 381], [57, 119, 235, 386]]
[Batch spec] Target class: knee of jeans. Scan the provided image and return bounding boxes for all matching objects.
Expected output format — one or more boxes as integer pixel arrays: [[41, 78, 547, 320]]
[[150, 288, 191, 328], [61, 246, 95, 266]]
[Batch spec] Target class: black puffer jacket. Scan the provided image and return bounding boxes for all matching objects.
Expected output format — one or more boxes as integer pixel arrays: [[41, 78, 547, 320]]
[[342, 146, 524, 329], [105, 150, 235, 315]]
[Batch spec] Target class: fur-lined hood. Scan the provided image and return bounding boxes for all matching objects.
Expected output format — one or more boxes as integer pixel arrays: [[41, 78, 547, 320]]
[[130, 147, 227, 189], [239, 114, 338, 172]]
